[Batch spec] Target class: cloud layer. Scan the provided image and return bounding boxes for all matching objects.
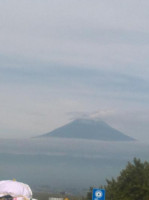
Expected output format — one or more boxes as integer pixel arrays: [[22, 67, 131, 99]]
[[0, 0, 149, 140]]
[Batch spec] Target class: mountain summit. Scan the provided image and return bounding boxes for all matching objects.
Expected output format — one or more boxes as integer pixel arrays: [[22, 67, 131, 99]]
[[38, 119, 135, 141]]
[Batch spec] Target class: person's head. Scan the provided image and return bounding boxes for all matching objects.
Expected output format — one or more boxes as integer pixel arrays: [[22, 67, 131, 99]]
[[0, 195, 13, 200]]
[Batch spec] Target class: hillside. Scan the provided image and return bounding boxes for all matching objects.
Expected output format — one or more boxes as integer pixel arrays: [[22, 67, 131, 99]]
[[38, 119, 135, 141]]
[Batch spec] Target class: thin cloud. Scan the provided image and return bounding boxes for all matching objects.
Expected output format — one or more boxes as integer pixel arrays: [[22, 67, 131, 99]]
[[0, 0, 149, 141]]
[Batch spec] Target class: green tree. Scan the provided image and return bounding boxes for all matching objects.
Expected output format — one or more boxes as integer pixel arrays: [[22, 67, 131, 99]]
[[86, 158, 149, 200]]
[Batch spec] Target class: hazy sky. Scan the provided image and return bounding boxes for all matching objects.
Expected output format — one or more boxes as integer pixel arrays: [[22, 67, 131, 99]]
[[0, 0, 149, 141]]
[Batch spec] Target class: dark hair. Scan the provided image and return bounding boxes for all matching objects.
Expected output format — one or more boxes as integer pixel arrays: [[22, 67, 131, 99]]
[[0, 195, 13, 200]]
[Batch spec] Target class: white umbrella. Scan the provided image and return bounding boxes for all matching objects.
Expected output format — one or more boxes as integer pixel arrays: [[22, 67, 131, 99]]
[[0, 180, 33, 199]]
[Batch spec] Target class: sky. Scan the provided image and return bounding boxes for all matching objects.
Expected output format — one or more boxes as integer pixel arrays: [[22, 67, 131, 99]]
[[0, 0, 149, 141]]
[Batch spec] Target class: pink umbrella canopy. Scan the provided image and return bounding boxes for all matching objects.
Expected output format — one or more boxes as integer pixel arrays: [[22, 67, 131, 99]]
[[0, 180, 32, 199]]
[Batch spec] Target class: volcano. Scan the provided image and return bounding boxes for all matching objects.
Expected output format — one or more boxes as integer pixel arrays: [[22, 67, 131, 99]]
[[38, 119, 135, 141]]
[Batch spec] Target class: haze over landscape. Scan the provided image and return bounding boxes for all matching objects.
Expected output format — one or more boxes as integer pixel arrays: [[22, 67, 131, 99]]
[[0, 0, 149, 195], [0, 137, 149, 193], [0, 119, 148, 193]]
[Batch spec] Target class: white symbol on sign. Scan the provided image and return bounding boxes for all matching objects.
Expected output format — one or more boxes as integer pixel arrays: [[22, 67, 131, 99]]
[[95, 190, 103, 198]]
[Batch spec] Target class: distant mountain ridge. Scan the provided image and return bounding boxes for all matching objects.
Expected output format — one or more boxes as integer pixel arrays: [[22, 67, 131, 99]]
[[38, 119, 135, 141]]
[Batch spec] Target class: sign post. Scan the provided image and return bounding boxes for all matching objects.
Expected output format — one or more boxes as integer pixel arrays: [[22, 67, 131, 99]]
[[92, 189, 105, 200]]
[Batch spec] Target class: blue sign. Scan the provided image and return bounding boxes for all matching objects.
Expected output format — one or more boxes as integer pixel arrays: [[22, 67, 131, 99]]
[[92, 189, 105, 200]]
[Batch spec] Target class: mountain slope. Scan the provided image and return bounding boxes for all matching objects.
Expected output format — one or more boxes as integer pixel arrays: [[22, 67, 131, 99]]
[[38, 119, 135, 141]]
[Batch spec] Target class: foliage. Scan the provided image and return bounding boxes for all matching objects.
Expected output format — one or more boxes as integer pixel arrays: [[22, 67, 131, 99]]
[[86, 158, 149, 200]]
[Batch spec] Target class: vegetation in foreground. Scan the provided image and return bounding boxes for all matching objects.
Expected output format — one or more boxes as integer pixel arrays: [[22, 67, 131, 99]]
[[86, 158, 149, 200], [32, 158, 149, 200]]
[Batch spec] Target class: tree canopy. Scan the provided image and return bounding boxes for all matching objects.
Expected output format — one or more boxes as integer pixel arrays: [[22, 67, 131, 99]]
[[86, 158, 149, 200]]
